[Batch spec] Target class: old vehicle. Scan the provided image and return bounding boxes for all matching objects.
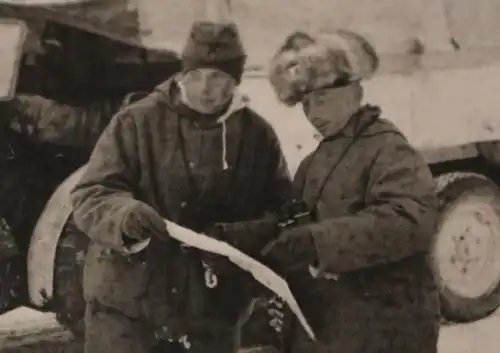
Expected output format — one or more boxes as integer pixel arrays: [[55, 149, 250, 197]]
[[4, 0, 500, 340], [0, 0, 180, 336]]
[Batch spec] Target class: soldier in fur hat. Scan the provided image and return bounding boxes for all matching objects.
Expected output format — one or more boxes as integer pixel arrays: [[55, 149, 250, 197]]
[[263, 29, 441, 353], [70, 3, 292, 353]]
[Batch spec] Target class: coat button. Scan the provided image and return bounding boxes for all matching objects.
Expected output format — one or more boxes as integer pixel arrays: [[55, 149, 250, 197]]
[[171, 287, 178, 294], [188, 162, 196, 169], [181, 201, 188, 208]]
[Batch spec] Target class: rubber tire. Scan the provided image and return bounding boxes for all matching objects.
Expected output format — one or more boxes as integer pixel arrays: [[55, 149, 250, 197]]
[[52, 217, 89, 338], [433, 172, 500, 322]]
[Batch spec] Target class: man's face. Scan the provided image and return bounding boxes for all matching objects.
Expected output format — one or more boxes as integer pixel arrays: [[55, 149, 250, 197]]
[[181, 68, 236, 114], [300, 83, 363, 136]]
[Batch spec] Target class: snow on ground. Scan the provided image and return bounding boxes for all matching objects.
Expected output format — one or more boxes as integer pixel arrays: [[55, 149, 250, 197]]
[[1, 307, 500, 352], [0, 307, 55, 330], [438, 309, 500, 353], [0, 307, 71, 349]]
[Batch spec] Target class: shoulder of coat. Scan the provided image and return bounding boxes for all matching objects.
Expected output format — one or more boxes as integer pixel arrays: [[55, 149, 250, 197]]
[[117, 91, 171, 126], [363, 117, 408, 141], [241, 107, 281, 142], [361, 118, 424, 167]]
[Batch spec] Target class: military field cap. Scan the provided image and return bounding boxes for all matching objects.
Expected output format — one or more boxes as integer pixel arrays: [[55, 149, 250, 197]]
[[181, 0, 246, 83]]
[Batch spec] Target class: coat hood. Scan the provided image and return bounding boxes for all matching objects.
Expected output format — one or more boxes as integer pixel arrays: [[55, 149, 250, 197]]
[[153, 74, 249, 170], [154, 74, 248, 122]]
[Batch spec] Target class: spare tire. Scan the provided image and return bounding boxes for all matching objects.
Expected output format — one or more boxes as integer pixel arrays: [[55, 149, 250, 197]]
[[432, 172, 500, 322]]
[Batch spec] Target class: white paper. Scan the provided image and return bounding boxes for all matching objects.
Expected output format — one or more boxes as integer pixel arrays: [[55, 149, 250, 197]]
[[164, 219, 316, 341]]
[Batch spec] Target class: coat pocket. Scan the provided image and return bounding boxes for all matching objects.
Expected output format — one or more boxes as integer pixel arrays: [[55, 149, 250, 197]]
[[83, 243, 153, 319]]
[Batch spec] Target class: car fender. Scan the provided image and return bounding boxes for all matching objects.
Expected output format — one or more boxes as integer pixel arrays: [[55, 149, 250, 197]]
[[27, 164, 88, 308]]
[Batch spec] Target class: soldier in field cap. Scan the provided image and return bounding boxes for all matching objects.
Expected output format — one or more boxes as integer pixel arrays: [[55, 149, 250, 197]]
[[70, 0, 292, 352]]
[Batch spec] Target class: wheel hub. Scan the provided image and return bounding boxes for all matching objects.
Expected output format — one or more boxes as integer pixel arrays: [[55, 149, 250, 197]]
[[452, 223, 487, 269], [435, 199, 500, 299]]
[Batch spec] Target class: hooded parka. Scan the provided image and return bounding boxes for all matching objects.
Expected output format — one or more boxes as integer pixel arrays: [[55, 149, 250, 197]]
[[284, 98, 440, 353], [266, 29, 440, 353], [70, 75, 293, 353]]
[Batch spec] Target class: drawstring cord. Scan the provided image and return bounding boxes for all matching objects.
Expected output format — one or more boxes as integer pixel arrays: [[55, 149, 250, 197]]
[[215, 92, 247, 171], [221, 120, 228, 170], [178, 78, 244, 171]]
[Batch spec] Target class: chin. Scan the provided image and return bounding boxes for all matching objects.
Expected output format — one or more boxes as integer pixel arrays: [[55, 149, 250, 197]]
[[197, 106, 218, 114]]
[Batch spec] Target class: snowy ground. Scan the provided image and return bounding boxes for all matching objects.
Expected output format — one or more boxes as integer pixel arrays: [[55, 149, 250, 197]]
[[438, 310, 500, 353], [0, 307, 72, 349], [1, 306, 500, 352]]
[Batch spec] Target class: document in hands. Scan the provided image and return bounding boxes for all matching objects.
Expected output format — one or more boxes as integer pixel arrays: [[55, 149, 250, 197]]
[[164, 219, 316, 342]]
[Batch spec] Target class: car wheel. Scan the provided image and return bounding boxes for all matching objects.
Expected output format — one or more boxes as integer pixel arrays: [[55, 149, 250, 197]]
[[432, 172, 500, 322]]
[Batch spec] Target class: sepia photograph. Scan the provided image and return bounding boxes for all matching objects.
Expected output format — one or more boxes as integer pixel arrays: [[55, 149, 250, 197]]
[[0, 0, 499, 352]]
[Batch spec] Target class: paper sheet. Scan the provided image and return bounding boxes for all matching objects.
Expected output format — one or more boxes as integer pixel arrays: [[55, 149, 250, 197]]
[[164, 219, 316, 341]]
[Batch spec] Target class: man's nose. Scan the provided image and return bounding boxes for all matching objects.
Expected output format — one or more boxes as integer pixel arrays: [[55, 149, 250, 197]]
[[200, 78, 212, 95], [198, 74, 214, 93]]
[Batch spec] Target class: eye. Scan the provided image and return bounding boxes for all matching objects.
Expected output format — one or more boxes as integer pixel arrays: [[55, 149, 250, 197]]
[[316, 89, 328, 99]]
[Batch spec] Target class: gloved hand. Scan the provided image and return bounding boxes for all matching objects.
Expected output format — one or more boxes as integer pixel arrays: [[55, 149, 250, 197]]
[[207, 215, 280, 254], [121, 202, 169, 243], [200, 215, 281, 277], [263, 225, 318, 273]]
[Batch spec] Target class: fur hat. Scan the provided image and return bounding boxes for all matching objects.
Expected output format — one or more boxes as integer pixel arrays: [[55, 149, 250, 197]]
[[181, 21, 246, 83], [268, 29, 379, 106]]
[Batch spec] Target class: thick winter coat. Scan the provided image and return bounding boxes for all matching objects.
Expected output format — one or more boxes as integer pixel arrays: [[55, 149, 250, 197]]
[[287, 105, 440, 353], [70, 75, 292, 352]]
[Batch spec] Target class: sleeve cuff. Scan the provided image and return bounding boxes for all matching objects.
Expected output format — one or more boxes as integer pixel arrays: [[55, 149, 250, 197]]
[[121, 237, 151, 254], [114, 200, 151, 254], [306, 222, 336, 277]]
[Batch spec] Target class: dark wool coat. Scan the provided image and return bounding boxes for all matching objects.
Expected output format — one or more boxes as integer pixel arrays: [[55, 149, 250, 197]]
[[287, 106, 441, 353], [70, 76, 292, 353]]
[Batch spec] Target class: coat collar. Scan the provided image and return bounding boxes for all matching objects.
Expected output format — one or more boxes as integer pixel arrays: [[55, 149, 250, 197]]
[[341, 104, 382, 137], [293, 104, 382, 205]]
